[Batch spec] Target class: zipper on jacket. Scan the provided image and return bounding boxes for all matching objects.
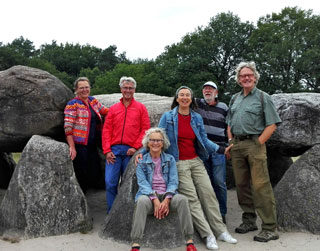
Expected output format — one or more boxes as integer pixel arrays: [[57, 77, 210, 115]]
[[120, 106, 127, 144]]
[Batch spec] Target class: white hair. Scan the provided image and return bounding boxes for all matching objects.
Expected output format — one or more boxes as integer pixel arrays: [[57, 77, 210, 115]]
[[235, 61, 260, 86], [119, 76, 137, 88], [142, 127, 170, 151]]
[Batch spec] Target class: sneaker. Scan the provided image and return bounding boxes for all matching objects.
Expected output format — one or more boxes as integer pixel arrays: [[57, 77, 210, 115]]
[[206, 234, 218, 250], [254, 230, 279, 242], [235, 222, 258, 234], [186, 243, 197, 251], [218, 231, 238, 244]]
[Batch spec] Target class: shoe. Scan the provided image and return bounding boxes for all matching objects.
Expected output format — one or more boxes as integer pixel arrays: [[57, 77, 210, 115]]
[[218, 231, 238, 244], [254, 230, 279, 242], [206, 234, 218, 250], [222, 215, 226, 224], [130, 247, 140, 251], [235, 222, 258, 234], [186, 243, 197, 251]]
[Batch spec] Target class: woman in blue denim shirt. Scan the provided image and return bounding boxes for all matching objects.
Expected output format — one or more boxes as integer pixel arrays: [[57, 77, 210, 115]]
[[130, 127, 197, 251], [158, 86, 237, 250]]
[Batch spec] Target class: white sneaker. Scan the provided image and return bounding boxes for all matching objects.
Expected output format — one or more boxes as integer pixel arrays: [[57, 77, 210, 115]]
[[218, 231, 238, 244], [206, 234, 219, 250]]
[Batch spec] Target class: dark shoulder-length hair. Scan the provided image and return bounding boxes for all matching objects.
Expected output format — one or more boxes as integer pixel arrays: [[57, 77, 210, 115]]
[[171, 85, 198, 110]]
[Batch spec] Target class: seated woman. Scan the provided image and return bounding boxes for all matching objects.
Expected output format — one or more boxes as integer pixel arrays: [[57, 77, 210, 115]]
[[130, 127, 197, 251], [137, 86, 237, 250]]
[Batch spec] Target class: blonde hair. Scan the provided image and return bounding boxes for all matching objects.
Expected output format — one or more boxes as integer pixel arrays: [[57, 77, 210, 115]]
[[74, 77, 90, 90]]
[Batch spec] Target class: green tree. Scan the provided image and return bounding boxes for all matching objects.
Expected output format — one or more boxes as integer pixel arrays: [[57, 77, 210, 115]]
[[97, 45, 129, 71], [0, 37, 36, 70], [92, 61, 166, 96], [9, 36, 37, 58], [155, 12, 255, 101], [248, 7, 320, 93]]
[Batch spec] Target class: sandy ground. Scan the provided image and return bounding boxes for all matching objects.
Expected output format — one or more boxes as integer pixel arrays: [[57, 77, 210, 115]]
[[1, 188, 319, 251]]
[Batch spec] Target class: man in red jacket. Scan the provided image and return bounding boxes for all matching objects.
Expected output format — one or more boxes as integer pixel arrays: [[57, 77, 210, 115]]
[[102, 76, 150, 213]]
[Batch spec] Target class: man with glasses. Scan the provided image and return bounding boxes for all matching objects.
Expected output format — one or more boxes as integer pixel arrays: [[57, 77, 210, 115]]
[[102, 76, 150, 213], [195, 81, 228, 224], [226, 62, 281, 242]]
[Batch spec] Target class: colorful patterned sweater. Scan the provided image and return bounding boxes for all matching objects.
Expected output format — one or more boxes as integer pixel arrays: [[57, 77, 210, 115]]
[[64, 96, 108, 145]]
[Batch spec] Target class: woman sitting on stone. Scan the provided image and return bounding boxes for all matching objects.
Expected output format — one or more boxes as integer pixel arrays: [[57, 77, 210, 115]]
[[130, 127, 197, 251], [137, 86, 237, 250], [64, 77, 108, 193]]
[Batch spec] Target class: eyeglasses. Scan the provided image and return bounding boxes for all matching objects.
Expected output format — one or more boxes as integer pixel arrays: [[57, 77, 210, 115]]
[[78, 86, 90, 90], [149, 139, 164, 143], [122, 87, 135, 91], [239, 74, 254, 79]]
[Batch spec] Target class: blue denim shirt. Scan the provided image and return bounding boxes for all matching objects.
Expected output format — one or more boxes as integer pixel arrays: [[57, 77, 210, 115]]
[[158, 107, 220, 162], [135, 151, 178, 202]]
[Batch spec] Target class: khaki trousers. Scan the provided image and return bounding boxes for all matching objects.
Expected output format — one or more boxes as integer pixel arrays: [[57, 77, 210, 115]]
[[130, 194, 194, 243], [176, 157, 226, 238], [230, 137, 277, 231]]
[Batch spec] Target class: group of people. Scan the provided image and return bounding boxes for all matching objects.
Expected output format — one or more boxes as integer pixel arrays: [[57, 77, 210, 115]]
[[64, 61, 281, 251]]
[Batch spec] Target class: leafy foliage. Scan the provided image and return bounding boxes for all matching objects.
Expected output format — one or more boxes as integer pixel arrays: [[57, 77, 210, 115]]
[[1, 7, 319, 101], [248, 7, 320, 93], [155, 12, 254, 102]]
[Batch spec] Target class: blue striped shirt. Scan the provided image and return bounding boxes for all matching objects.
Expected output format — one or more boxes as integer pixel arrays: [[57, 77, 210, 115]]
[[195, 98, 228, 146]]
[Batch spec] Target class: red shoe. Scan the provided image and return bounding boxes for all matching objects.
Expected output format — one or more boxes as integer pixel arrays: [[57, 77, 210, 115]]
[[130, 248, 140, 251], [186, 243, 197, 251]]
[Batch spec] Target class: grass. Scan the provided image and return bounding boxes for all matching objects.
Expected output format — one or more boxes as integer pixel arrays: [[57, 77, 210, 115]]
[[12, 152, 21, 164], [292, 156, 300, 162]]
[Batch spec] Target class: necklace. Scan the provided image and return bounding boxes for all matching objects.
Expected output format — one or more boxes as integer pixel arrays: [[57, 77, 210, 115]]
[[178, 112, 190, 120]]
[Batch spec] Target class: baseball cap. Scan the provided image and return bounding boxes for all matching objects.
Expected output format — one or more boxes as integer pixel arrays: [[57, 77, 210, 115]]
[[203, 81, 218, 90]]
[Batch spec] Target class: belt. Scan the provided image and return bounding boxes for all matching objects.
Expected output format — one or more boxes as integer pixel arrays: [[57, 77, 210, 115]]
[[234, 135, 258, 141]]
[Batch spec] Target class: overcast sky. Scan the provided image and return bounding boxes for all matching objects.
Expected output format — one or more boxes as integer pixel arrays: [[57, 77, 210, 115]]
[[2, 0, 319, 60]]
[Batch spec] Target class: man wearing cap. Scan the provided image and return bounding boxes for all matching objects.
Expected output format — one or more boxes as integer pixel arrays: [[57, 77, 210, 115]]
[[195, 81, 229, 224], [226, 62, 281, 242]]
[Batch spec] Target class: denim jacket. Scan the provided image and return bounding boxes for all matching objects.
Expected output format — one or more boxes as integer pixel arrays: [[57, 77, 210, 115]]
[[135, 151, 178, 202], [158, 107, 221, 162]]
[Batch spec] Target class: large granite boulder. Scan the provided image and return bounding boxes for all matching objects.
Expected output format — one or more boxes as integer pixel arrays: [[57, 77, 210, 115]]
[[100, 151, 201, 249], [269, 93, 320, 156], [0, 153, 15, 189], [95, 93, 173, 127], [0, 65, 74, 152], [0, 135, 92, 238], [274, 144, 320, 234]]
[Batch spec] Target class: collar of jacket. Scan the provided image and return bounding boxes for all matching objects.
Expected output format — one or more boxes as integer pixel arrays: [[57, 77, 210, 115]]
[[144, 152, 170, 166], [120, 97, 136, 107], [172, 106, 197, 119]]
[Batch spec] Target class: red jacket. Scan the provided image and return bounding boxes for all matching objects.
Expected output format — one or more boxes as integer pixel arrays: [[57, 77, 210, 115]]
[[102, 98, 150, 154]]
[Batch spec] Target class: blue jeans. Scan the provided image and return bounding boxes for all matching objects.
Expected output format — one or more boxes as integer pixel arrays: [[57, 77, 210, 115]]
[[204, 153, 227, 216], [105, 145, 132, 213]]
